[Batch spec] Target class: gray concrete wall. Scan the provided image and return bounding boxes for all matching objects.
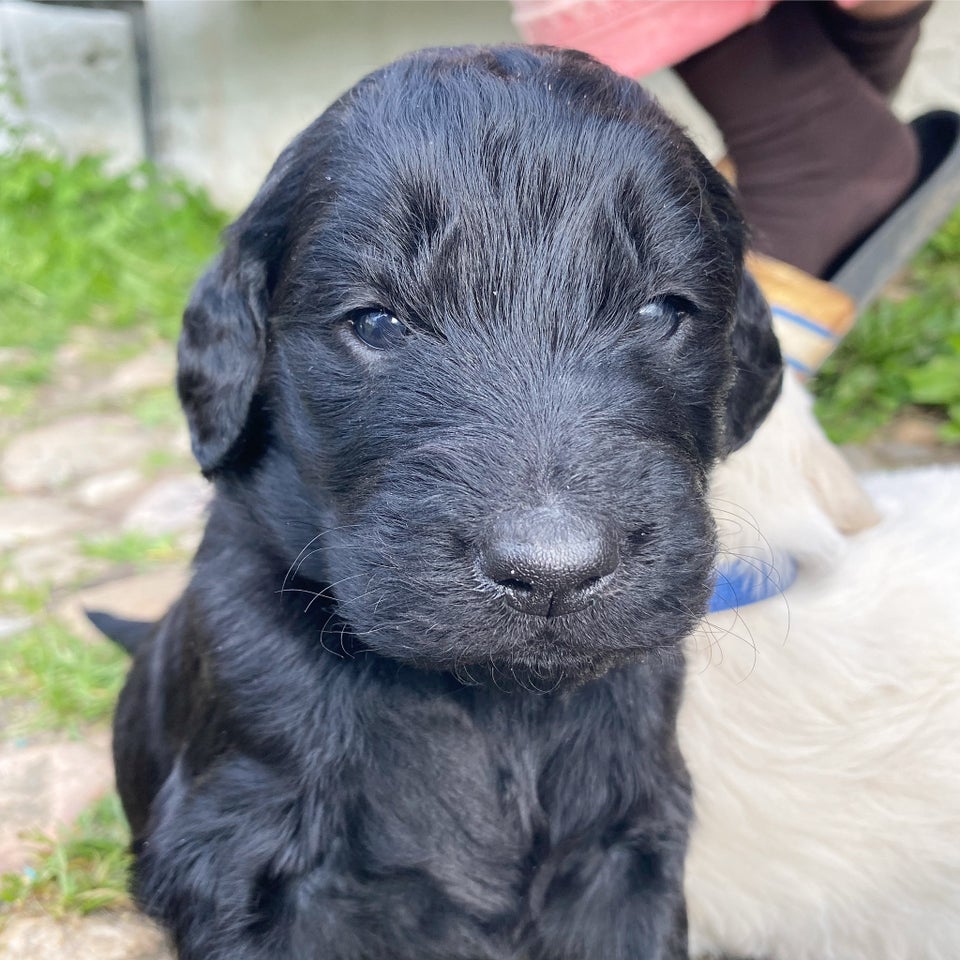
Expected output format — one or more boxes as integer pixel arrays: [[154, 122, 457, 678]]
[[0, 0, 142, 167], [145, 1, 518, 208]]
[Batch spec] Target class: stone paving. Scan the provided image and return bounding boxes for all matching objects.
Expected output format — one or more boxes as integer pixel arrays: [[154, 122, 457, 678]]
[[1, 328, 958, 957], [0, 331, 192, 957]]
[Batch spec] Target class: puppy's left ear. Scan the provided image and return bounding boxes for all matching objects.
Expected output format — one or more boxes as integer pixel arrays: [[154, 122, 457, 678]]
[[724, 268, 784, 454], [698, 159, 783, 455]]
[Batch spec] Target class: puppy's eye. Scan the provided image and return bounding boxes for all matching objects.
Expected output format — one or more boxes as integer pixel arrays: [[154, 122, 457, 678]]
[[349, 309, 410, 351], [638, 297, 694, 340]]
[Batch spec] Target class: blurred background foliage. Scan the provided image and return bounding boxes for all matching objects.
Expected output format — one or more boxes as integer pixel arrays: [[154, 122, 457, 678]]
[[0, 123, 227, 421], [814, 206, 960, 443]]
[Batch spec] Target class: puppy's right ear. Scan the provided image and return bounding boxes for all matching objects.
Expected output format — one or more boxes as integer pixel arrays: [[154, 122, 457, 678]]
[[176, 128, 318, 475], [177, 250, 270, 474]]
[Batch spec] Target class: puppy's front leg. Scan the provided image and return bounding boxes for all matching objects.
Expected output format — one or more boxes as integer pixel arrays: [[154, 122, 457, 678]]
[[527, 822, 688, 960], [133, 753, 326, 960]]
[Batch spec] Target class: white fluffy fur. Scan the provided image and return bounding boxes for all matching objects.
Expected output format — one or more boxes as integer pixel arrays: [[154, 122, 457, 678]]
[[683, 374, 960, 960]]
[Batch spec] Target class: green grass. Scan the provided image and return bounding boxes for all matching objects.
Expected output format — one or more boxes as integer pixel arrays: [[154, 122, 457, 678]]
[[0, 530, 185, 737], [0, 792, 131, 916], [0, 534, 177, 734], [0, 580, 49, 618], [813, 206, 960, 443], [131, 386, 184, 429], [0, 617, 127, 734], [141, 447, 188, 475], [79, 530, 183, 568], [0, 130, 227, 420]]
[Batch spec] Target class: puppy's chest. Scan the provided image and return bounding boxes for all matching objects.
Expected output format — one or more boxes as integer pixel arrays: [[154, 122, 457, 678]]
[[346, 680, 656, 915]]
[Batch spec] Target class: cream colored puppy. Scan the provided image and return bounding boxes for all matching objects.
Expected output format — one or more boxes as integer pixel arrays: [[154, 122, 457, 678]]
[[683, 375, 960, 960]]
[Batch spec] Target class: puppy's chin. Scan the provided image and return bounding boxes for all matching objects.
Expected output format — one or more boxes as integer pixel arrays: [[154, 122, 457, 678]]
[[489, 643, 646, 691]]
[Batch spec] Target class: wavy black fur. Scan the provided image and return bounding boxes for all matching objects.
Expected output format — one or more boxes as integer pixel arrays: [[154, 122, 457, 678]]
[[113, 46, 782, 960]]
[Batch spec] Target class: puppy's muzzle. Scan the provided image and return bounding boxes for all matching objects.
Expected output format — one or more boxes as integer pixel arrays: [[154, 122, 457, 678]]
[[480, 506, 619, 617]]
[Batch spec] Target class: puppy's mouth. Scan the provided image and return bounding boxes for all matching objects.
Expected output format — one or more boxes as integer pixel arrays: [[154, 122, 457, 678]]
[[323, 485, 716, 682], [329, 557, 710, 686]]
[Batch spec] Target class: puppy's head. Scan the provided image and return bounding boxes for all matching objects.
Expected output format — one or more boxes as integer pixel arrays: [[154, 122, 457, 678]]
[[179, 46, 782, 684]]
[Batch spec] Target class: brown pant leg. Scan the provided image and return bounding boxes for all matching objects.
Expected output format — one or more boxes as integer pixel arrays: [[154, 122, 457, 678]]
[[675, 1, 919, 276], [817, 0, 933, 98]]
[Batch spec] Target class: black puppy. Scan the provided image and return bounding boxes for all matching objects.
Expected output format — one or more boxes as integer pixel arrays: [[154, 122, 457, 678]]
[[107, 46, 781, 960]]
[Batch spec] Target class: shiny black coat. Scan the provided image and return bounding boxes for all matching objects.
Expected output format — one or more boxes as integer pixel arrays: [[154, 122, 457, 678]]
[[113, 45, 782, 960]]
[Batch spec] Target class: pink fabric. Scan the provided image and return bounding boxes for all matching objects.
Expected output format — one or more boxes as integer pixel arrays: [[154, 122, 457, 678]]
[[511, 0, 866, 78]]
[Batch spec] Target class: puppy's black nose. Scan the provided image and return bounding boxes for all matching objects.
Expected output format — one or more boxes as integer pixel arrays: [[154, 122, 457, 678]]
[[481, 507, 619, 617]]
